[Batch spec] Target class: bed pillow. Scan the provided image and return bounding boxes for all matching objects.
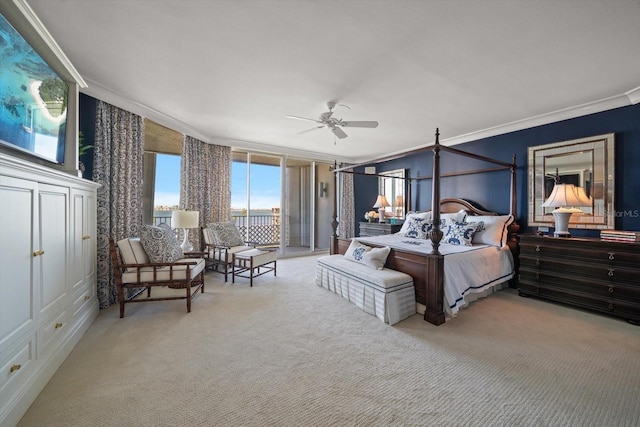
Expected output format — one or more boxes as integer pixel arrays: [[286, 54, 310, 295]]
[[441, 209, 467, 224], [343, 239, 391, 270], [442, 219, 484, 246], [465, 214, 514, 247], [404, 217, 445, 239], [396, 211, 431, 235]]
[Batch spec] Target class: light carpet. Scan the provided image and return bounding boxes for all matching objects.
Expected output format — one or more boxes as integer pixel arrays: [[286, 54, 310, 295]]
[[17, 254, 640, 427]]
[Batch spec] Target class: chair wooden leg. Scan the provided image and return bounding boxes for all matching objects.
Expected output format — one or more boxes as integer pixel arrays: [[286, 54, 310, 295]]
[[186, 284, 192, 313]]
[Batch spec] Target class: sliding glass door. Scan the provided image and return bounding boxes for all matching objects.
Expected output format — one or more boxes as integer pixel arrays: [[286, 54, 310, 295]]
[[231, 151, 332, 256]]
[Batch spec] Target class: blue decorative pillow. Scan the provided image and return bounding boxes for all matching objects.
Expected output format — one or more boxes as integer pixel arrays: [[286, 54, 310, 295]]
[[404, 217, 445, 239], [442, 220, 485, 246], [140, 225, 184, 263]]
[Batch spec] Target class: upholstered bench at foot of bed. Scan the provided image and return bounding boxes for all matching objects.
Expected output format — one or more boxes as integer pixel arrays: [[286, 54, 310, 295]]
[[315, 255, 416, 326]]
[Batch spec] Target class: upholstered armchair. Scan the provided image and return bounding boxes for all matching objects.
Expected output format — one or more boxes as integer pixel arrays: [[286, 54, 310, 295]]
[[202, 221, 255, 282], [109, 224, 206, 318]]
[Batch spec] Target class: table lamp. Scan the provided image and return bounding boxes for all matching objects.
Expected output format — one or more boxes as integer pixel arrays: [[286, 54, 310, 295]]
[[373, 195, 390, 223], [394, 195, 404, 217], [541, 184, 591, 237], [171, 210, 200, 251]]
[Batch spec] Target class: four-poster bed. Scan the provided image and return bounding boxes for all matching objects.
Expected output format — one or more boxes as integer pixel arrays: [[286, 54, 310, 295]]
[[330, 129, 519, 325]]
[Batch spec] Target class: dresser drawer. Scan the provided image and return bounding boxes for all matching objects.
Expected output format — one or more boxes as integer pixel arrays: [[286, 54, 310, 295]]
[[519, 235, 640, 323], [519, 269, 640, 303]]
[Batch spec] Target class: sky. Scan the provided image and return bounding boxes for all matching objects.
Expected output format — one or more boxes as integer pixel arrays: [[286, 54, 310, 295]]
[[154, 153, 281, 210]]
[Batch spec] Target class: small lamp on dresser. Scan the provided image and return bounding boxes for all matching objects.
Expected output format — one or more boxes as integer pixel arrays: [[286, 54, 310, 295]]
[[373, 195, 390, 223], [541, 183, 591, 237]]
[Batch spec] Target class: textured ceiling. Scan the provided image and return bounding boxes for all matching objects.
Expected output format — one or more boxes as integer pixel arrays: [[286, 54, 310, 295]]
[[25, 0, 640, 163]]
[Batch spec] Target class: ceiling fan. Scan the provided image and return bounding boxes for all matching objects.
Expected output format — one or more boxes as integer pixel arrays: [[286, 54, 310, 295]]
[[286, 101, 378, 139]]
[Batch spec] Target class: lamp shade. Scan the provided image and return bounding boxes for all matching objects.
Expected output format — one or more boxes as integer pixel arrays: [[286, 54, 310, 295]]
[[171, 210, 199, 229], [541, 184, 590, 209], [574, 186, 593, 207], [373, 195, 390, 208], [394, 195, 404, 207]]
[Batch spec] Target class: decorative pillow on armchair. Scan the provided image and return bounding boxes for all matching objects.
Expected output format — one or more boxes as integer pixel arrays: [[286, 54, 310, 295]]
[[442, 219, 484, 246], [208, 221, 244, 247], [140, 225, 184, 263]]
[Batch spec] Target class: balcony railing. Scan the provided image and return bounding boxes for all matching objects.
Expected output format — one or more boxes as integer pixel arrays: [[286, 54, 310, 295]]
[[152, 214, 280, 246]]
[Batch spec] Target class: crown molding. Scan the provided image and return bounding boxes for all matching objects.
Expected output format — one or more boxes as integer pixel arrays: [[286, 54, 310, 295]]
[[8, 0, 86, 87], [82, 79, 348, 163], [81, 79, 210, 142], [437, 91, 635, 148], [625, 86, 640, 105], [349, 89, 639, 164], [211, 137, 348, 164]]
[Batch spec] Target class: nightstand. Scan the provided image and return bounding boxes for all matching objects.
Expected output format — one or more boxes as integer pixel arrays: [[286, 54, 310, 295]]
[[518, 234, 640, 324], [359, 221, 402, 237]]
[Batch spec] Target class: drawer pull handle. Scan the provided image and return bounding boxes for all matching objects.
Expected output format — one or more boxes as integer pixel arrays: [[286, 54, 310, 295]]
[[608, 269, 615, 277], [608, 252, 615, 261], [84, 295, 90, 301], [608, 286, 614, 293], [535, 260, 540, 266], [55, 322, 63, 329], [33, 250, 44, 257], [535, 273, 540, 280], [10, 364, 21, 373], [535, 245, 541, 252], [82, 235, 91, 240], [608, 303, 614, 310]]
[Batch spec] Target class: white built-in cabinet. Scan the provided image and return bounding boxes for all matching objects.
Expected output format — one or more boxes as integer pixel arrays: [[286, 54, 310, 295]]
[[0, 154, 99, 427]]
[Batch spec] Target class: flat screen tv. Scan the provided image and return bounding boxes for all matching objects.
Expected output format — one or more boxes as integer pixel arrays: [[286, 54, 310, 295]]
[[0, 12, 69, 165]]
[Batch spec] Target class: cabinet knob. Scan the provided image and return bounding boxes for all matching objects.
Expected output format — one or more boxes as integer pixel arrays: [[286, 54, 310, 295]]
[[535, 260, 541, 266], [608, 252, 615, 261], [535, 273, 540, 280], [82, 235, 91, 240], [10, 364, 21, 373], [608, 303, 614, 310], [608, 269, 615, 277], [33, 250, 45, 257], [55, 322, 63, 329], [535, 245, 541, 252], [608, 286, 614, 293]]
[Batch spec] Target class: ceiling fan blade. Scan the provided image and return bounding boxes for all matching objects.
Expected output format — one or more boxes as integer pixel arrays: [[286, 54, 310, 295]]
[[297, 125, 324, 135], [285, 115, 321, 123], [340, 121, 379, 128], [331, 126, 348, 139]]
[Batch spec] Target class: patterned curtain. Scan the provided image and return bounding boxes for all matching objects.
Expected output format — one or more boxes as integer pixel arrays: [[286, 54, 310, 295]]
[[93, 101, 145, 308], [180, 136, 231, 250], [338, 169, 355, 238]]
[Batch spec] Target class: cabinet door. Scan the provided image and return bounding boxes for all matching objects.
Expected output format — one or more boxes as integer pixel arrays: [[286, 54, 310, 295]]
[[37, 184, 69, 323], [70, 189, 96, 317], [0, 176, 37, 349]]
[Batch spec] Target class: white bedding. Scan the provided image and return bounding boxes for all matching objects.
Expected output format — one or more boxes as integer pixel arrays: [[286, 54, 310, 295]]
[[353, 234, 515, 317]]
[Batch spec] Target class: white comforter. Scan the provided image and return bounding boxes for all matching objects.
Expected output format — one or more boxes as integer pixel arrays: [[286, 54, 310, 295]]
[[354, 235, 515, 317]]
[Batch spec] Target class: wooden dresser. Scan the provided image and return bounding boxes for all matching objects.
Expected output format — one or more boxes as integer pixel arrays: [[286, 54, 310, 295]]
[[518, 234, 640, 324], [359, 221, 402, 237]]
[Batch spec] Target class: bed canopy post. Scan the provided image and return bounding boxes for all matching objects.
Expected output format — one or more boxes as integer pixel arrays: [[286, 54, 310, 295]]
[[330, 161, 339, 255], [429, 128, 443, 254], [510, 154, 517, 217]]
